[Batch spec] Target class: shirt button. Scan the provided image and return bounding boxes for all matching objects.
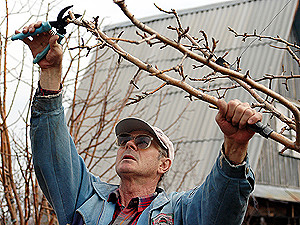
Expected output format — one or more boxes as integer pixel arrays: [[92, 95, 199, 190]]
[[246, 167, 249, 174]]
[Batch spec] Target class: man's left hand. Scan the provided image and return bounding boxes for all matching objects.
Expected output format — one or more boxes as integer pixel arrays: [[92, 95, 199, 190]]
[[215, 99, 262, 164]]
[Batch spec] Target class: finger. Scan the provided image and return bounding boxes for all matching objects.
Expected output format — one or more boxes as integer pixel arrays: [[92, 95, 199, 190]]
[[28, 21, 43, 34], [248, 111, 263, 125], [226, 99, 242, 122], [49, 35, 60, 48], [45, 35, 63, 63], [216, 99, 227, 118], [215, 99, 228, 125], [15, 29, 32, 46], [231, 107, 244, 127], [238, 108, 256, 129], [28, 23, 37, 33], [34, 21, 43, 29], [21, 21, 42, 35], [22, 26, 29, 34], [231, 102, 251, 127]]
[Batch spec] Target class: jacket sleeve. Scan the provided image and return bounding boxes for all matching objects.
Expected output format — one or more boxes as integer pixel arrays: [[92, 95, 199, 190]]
[[174, 149, 255, 225], [30, 93, 98, 225]]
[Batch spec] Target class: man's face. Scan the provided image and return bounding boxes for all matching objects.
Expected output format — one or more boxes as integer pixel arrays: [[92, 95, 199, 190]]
[[115, 130, 164, 181]]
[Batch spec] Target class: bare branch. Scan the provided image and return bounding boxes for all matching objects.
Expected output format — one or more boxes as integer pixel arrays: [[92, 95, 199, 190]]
[[229, 27, 300, 66], [68, 5, 300, 151]]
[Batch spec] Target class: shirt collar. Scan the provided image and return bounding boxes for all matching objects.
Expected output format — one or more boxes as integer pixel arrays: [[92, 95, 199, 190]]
[[108, 189, 157, 212], [108, 189, 120, 203]]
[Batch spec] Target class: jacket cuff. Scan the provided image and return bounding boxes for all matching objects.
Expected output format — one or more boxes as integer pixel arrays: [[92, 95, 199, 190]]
[[32, 91, 63, 113], [35, 81, 63, 96], [217, 147, 251, 179]]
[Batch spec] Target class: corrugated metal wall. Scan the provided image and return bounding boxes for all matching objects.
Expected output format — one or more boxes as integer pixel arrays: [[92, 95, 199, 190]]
[[75, 0, 300, 194]]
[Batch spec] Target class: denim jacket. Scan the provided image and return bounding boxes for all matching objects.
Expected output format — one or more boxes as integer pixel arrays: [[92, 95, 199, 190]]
[[30, 93, 255, 225]]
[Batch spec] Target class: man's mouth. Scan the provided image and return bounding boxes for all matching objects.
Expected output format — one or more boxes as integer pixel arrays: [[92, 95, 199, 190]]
[[122, 154, 136, 161]]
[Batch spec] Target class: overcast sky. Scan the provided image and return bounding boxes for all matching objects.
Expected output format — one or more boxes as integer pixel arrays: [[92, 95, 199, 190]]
[[70, 0, 233, 26], [1, 0, 235, 39], [5, 0, 233, 28]]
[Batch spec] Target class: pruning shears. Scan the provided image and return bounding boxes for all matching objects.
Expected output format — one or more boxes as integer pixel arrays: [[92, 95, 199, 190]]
[[11, 5, 81, 64]]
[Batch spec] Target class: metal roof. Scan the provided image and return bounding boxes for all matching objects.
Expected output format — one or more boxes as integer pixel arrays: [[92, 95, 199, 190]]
[[75, 0, 300, 202], [254, 184, 300, 203]]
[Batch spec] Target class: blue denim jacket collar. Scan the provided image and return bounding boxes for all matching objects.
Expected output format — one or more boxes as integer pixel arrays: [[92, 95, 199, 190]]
[[150, 190, 171, 211], [92, 181, 119, 201]]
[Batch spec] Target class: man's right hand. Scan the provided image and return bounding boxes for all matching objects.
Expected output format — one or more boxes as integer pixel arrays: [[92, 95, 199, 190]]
[[16, 21, 63, 90]]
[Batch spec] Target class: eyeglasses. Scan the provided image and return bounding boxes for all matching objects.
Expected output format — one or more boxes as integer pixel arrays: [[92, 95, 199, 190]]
[[116, 133, 154, 149]]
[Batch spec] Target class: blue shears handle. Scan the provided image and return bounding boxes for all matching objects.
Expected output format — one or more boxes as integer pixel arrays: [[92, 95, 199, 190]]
[[11, 21, 64, 64], [11, 21, 52, 41]]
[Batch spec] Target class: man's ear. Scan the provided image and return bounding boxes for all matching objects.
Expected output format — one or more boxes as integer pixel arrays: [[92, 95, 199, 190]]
[[158, 158, 172, 175]]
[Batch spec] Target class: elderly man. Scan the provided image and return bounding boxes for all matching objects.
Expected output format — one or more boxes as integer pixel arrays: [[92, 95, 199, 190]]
[[20, 22, 261, 225]]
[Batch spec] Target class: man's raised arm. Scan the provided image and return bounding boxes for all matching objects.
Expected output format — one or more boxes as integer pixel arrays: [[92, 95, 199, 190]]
[[18, 22, 96, 224]]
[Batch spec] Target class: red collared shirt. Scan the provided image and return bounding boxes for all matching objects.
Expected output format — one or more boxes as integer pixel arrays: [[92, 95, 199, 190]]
[[108, 189, 157, 225]]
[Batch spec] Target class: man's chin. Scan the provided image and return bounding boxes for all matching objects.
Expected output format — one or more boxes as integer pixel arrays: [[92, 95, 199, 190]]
[[116, 163, 136, 174]]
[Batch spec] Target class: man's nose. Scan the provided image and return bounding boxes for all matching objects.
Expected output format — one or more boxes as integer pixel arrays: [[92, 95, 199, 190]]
[[125, 140, 138, 151]]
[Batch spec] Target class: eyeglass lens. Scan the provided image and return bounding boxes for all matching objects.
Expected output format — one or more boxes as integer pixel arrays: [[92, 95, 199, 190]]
[[117, 134, 152, 149]]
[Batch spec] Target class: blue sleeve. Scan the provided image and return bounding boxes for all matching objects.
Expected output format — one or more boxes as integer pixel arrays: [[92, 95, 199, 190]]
[[30, 93, 98, 225], [174, 150, 255, 225]]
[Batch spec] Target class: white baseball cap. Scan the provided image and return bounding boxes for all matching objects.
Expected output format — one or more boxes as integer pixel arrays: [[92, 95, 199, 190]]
[[115, 117, 174, 161]]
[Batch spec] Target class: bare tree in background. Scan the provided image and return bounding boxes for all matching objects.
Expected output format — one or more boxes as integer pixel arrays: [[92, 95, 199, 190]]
[[0, 0, 169, 224], [69, 0, 300, 154]]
